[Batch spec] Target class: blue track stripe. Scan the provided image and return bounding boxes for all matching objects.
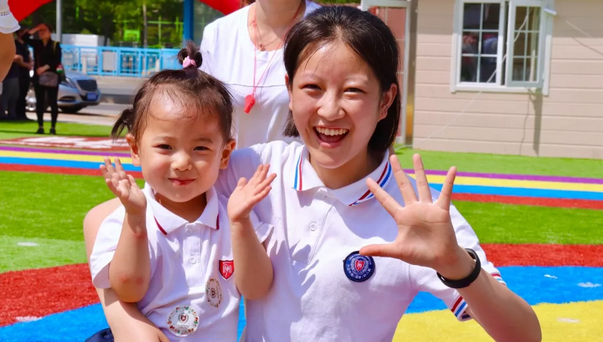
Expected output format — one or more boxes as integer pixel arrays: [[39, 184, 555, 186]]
[[430, 184, 603, 201], [0, 157, 141, 172]]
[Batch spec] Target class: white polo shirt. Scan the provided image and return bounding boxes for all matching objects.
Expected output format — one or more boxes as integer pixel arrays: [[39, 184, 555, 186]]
[[215, 141, 505, 342], [89, 185, 272, 342], [199, 0, 321, 149]]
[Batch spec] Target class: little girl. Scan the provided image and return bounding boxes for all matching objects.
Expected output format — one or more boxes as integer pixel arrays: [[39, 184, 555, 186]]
[[89, 42, 274, 341]]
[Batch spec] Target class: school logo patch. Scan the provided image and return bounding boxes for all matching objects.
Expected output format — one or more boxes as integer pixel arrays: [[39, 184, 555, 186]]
[[166, 305, 199, 337], [219, 260, 234, 280], [343, 251, 375, 282], [205, 278, 223, 308]]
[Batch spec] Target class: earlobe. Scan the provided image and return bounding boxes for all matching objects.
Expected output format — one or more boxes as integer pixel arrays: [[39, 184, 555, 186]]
[[126, 134, 142, 167], [380, 83, 397, 120], [220, 139, 236, 169], [285, 74, 294, 111]]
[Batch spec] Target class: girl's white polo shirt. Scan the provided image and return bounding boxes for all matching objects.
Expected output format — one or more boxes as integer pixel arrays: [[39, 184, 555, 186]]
[[216, 141, 506, 342], [89, 185, 272, 341], [199, 0, 321, 149]]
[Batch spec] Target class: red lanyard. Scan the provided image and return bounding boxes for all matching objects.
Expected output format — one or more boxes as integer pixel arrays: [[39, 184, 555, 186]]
[[244, 1, 303, 114]]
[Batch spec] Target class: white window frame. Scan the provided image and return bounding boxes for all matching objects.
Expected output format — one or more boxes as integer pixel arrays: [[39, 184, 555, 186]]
[[450, 0, 555, 95]]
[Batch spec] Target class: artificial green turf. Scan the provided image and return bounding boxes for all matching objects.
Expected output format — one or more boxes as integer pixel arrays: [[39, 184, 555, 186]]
[[0, 171, 115, 242], [454, 201, 603, 244], [0, 236, 87, 273], [395, 146, 603, 179], [0, 120, 112, 140], [0, 171, 144, 272]]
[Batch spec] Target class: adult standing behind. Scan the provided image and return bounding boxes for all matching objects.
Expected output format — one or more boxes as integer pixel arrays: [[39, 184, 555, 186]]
[[200, 0, 320, 148], [1, 27, 32, 120], [24, 23, 62, 135], [15, 27, 32, 120], [0, 0, 20, 82]]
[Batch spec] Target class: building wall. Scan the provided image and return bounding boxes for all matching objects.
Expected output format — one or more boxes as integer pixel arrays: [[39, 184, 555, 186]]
[[413, 0, 603, 159]]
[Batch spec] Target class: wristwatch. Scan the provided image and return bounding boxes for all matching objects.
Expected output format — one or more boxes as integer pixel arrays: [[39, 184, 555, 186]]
[[437, 248, 482, 289]]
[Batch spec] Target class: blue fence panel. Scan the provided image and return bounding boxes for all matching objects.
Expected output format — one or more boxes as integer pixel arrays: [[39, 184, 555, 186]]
[[59, 45, 181, 77]]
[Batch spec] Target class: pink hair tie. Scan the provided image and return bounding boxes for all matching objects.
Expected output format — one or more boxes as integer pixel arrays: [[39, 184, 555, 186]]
[[183, 56, 196, 68]]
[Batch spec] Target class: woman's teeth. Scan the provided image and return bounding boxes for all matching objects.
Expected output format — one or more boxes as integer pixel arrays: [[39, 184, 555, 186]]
[[315, 127, 349, 136]]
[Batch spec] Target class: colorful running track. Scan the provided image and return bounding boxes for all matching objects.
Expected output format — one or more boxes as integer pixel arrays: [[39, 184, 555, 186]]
[[1, 136, 602, 341]]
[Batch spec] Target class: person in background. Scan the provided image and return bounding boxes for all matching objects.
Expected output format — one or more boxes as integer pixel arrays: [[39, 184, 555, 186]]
[[200, 0, 320, 149], [0, 0, 20, 83], [1, 27, 32, 120], [15, 27, 32, 120], [24, 22, 62, 135]]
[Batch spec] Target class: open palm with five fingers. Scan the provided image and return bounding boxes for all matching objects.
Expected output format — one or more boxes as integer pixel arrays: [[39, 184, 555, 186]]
[[360, 154, 468, 277], [100, 157, 146, 216], [227, 164, 276, 224]]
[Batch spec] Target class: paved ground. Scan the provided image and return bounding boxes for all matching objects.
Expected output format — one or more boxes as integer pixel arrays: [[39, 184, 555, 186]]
[[95, 76, 143, 105], [26, 103, 127, 126]]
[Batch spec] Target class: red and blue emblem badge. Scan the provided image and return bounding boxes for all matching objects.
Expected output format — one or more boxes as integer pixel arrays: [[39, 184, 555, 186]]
[[344, 251, 375, 282]]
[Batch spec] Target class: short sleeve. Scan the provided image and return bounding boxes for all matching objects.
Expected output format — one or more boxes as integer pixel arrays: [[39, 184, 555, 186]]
[[89, 206, 126, 289], [410, 198, 505, 322], [249, 210, 273, 244], [199, 22, 215, 75], [215, 144, 266, 197], [89, 207, 157, 289]]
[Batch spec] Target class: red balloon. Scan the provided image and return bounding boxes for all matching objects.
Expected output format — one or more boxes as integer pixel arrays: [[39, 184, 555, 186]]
[[200, 0, 240, 15], [9, 0, 54, 21], [9, 0, 240, 22]]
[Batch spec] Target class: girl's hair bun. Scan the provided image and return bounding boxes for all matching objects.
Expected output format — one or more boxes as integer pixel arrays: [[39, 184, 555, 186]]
[[178, 40, 203, 69]]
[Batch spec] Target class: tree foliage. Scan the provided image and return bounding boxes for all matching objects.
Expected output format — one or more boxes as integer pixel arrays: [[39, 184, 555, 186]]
[[20, 0, 360, 47]]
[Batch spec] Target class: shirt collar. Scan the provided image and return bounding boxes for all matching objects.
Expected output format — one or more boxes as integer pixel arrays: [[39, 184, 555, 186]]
[[288, 146, 393, 207], [144, 184, 220, 235]]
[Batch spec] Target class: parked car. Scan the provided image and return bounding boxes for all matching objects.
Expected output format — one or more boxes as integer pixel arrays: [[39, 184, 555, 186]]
[[26, 71, 101, 114]]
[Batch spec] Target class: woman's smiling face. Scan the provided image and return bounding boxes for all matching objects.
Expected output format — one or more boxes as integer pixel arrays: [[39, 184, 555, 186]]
[[287, 40, 395, 186]]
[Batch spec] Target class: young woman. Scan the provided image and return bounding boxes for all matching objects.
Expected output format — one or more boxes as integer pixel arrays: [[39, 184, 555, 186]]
[[85, 6, 541, 342], [24, 23, 62, 135], [200, 0, 320, 148]]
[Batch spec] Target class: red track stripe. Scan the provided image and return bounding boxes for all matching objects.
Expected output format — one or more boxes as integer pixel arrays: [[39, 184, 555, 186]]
[[482, 244, 603, 267], [452, 193, 603, 210], [1, 244, 602, 326], [0, 264, 99, 327], [0, 164, 143, 179]]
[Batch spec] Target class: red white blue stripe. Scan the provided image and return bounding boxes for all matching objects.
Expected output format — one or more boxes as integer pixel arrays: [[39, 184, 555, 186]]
[[451, 272, 506, 321], [349, 161, 392, 206]]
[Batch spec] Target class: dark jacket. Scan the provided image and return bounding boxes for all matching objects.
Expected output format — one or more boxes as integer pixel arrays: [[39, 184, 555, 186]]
[[23, 35, 62, 83], [15, 39, 32, 80]]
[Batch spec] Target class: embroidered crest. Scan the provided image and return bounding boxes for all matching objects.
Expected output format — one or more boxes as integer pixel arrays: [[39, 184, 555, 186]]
[[166, 305, 199, 337], [343, 251, 375, 282], [219, 260, 235, 280], [206, 278, 223, 308]]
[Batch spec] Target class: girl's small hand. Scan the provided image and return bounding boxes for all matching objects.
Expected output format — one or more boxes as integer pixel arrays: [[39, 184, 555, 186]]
[[227, 164, 276, 224], [360, 154, 468, 277], [100, 157, 146, 216]]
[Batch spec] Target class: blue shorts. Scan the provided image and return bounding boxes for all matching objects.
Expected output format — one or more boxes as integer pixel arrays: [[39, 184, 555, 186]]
[[85, 328, 114, 342]]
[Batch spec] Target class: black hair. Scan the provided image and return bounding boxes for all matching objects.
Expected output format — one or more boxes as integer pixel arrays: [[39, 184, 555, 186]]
[[282, 6, 400, 153], [111, 41, 233, 144], [40, 23, 53, 32]]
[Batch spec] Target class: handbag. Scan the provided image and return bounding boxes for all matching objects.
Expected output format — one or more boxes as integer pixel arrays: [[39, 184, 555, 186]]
[[36, 41, 61, 88], [39, 71, 59, 87]]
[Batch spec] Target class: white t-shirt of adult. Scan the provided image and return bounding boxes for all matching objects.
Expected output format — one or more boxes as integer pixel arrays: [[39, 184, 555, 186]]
[[215, 141, 506, 342], [199, 0, 321, 149], [89, 184, 272, 342]]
